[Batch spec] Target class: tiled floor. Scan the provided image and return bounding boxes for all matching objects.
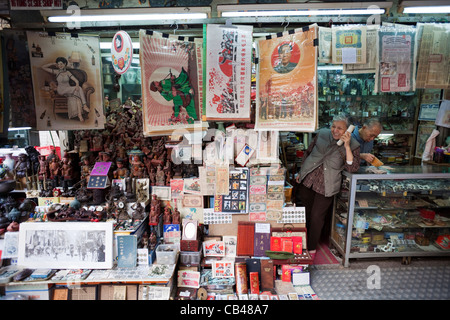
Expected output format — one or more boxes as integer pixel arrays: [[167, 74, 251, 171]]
[[309, 256, 450, 300]]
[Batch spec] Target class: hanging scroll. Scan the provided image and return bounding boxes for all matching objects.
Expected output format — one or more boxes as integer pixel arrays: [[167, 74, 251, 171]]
[[27, 31, 105, 130], [377, 26, 417, 93], [140, 30, 204, 136], [255, 24, 318, 132], [205, 24, 253, 121]]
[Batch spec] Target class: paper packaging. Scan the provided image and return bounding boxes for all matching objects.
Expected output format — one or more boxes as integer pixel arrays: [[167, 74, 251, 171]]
[[370, 156, 384, 167], [249, 272, 260, 295], [235, 262, 248, 295], [292, 272, 310, 286]]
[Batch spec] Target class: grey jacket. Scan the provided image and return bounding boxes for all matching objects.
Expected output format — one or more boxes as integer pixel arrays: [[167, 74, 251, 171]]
[[300, 129, 360, 197]]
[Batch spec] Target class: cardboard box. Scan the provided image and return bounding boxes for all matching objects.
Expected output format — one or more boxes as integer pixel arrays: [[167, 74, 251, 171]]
[[5, 283, 50, 300], [99, 284, 138, 300], [292, 272, 310, 286], [70, 285, 97, 300]]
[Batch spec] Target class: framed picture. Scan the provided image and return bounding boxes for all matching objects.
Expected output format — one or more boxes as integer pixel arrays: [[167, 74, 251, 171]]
[[151, 186, 171, 200], [182, 219, 198, 241], [18, 222, 114, 269]]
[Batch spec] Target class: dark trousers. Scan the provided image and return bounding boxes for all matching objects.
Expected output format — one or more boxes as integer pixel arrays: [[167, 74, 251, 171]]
[[298, 183, 334, 251]]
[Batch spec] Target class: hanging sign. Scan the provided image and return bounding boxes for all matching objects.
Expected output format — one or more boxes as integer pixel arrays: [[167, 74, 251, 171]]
[[111, 31, 133, 75]]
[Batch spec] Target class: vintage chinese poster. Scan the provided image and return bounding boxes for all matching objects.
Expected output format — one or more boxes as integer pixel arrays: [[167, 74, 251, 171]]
[[343, 25, 379, 74], [140, 30, 203, 136], [318, 27, 332, 63], [27, 31, 105, 130], [416, 23, 450, 89], [378, 26, 417, 93], [331, 25, 367, 64], [212, 260, 235, 278], [255, 25, 318, 132], [205, 24, 253, 121]]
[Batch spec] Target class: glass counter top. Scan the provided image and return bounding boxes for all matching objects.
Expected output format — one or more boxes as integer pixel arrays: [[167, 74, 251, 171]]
[[343, 165, 450, 179]]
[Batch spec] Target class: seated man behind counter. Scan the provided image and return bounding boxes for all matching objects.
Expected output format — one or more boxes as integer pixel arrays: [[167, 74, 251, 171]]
[[351, 118, 382, 165]]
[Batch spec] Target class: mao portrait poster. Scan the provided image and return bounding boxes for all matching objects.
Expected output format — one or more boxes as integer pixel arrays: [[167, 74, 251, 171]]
[[139, 30, 203, 136], [255, 25, 318, 132], [205, 24, 253, 121], [26, 31, 105, 131]]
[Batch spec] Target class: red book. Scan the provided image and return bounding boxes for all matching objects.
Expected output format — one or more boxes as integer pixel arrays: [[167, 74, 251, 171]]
[[281, 237, 293, 253], [270, 237, 281, 251], [281, 265, 291, 282], [292, 236, 302, 254]]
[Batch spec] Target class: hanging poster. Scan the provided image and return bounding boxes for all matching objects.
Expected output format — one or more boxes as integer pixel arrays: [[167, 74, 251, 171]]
[[416, 23, 450, 89], [343, 25, 379, 74], [0, 38, 4, 135], [111, 30, 133, 75], [377, 26, 417, 93], [255, 25, 318, 132], [331, 25, 367, 64], [205, 24, 253, 121], [27, 31, 105, 130], [318, 27, 332, 63], [140, 30, 204, 136], [3, 30, 36, 129]]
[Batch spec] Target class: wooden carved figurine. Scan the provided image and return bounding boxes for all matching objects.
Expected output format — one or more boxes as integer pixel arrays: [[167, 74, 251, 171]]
[[172, 207, 181, 225], [163, 206, 172, 224], [130, 155, 144, 179], [113, 158, 129, 179], [155, 164, 165, 186], [61, 154, 74, 190]]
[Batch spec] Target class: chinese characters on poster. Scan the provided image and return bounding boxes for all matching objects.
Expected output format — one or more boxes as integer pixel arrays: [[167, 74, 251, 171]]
[[255, 25, 318, 132]]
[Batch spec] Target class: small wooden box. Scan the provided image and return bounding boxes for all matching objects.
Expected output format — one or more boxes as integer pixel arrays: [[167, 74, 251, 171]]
[[180, 239, 200, 252]]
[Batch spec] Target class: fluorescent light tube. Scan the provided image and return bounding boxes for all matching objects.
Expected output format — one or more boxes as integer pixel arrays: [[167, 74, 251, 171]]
[[100, 42, 140, 49], [48, 12, 208, 23], [8, 127, 32, 131], [403, 6, 450, 14], [221, 8, 385, 17], [318, 65, 344, 71]]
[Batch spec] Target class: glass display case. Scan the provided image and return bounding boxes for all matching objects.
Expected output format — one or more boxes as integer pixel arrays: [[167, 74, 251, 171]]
[[331, 165, 450, 267], [318, 67, 419, 165], [101, 54, 141, 103]]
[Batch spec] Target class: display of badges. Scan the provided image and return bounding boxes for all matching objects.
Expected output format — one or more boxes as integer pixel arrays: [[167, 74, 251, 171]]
[[111, 31, 133, 74]]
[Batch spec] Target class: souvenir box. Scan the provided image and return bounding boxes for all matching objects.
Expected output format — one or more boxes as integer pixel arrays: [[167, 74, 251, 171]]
[[271, 226, 312, 265], [180, 249, 203, 266], [99, 284, 138, 300], [180, 239, 201, 252]]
